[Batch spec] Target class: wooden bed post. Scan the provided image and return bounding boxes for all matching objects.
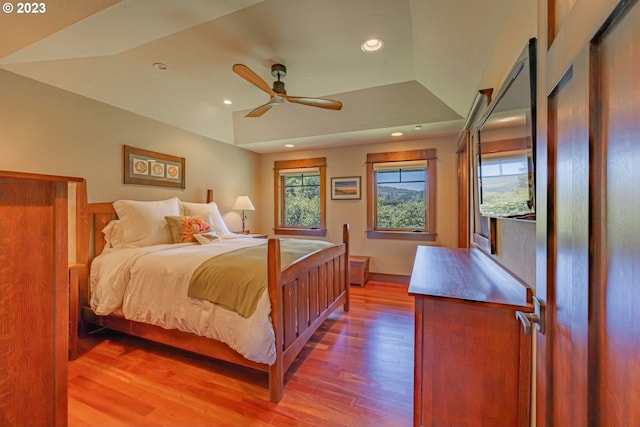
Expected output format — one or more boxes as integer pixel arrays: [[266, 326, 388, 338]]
[[74, 179, 89, 344], [267, 237, 284, 402], [343, 223, 350, 312]]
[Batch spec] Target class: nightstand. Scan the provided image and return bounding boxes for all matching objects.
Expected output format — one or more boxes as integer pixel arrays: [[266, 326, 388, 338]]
[[235, 230, 269, 238], [349, 255, 370, 286], [247, 233, 269, 238]]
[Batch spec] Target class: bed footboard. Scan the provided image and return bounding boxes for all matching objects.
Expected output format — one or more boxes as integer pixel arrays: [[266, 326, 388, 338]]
[[267, 224, 350, 402]]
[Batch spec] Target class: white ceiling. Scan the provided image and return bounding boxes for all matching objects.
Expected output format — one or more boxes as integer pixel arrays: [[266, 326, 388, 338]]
[[0, 0, 536, 153]]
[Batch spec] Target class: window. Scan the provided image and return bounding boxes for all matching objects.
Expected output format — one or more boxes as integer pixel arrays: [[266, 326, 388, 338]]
[[478, 150, 531, 217], [366, 149, 436, 240], [273, 157, 326, 236]]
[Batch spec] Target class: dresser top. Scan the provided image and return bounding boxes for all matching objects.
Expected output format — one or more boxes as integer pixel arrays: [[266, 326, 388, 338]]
[[408, 246, 531, 309]]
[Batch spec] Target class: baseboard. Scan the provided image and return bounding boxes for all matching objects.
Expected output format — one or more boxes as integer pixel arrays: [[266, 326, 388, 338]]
[[369, 272, 410, 285]]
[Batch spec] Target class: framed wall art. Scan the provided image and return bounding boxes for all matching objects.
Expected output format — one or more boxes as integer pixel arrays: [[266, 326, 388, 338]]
[[331, 176, 361, 200], [123, 145, 185, 189]]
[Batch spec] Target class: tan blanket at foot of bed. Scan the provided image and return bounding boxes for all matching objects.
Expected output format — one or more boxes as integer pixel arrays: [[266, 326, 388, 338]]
[[187, 239, 335, 317]]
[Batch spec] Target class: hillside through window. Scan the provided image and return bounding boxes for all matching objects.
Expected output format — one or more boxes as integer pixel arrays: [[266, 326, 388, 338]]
[[366, 149, 436, 241], [479, 150, 531, 216], [375, 163, 426, 230]]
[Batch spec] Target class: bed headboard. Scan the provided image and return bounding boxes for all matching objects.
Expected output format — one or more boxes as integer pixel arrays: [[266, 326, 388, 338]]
[[77, 189, 217, 262], [87, 202, 118, 258], [74, 187, 218, 309]]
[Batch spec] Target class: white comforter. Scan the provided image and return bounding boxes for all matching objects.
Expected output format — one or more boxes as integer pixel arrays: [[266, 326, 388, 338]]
[[90, 237, 276, 365]]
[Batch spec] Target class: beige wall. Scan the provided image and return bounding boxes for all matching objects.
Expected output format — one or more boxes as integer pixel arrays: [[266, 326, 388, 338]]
[[0, 70, 259, 233], [0, 69, 459, 277], [257, 136, 459, 276]]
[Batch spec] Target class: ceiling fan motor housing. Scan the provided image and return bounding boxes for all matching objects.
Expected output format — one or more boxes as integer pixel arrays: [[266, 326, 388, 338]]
[[272, 80, 286, 94]]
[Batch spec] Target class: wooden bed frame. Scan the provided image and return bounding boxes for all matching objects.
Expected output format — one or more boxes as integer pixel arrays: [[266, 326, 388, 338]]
[[73, 187, 350, 402]]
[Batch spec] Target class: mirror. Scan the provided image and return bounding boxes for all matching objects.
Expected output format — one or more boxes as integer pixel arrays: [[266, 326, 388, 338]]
[[476, 38, 536, 218]]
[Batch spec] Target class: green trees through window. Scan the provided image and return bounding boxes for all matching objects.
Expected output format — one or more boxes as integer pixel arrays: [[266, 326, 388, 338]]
[[283, 173, 320, 227], [274, 157, 326, 236]]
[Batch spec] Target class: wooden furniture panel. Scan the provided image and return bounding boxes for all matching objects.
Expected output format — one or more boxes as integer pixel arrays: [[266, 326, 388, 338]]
[[548, 0, 577, 46], [0, 171, 82, 427], [349, 255, 369, 286], [409, 246, 532, 427], [68, 263, 83, 360]]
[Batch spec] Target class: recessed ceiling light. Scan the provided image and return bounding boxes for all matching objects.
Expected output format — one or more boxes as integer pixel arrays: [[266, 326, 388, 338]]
[[284, 144, 295, 148], [153, 62, 168, 71], [391, 131, 403, 137], [223, 99, 232, 105], [415, 125, 422, 130], [361, 38, 385, 53]]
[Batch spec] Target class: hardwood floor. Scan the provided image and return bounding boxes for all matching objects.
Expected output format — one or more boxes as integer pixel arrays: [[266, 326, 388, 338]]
[[67, 282, 414, 427]]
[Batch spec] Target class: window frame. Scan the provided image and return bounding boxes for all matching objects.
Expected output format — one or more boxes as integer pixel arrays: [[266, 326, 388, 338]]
[[273, 157, 327, 237], [366, 149, 437, 241]]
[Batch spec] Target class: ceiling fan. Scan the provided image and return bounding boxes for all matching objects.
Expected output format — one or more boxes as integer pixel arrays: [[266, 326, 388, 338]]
[[232, 63, 343, 117]]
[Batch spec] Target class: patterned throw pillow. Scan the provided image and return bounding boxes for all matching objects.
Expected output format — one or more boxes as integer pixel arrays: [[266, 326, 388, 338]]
[[165, 216, 212, 243]]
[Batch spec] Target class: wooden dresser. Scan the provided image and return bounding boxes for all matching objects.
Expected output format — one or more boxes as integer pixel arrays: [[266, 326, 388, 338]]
[[409, 246, 532, 427], [0, 171, 84, 427]]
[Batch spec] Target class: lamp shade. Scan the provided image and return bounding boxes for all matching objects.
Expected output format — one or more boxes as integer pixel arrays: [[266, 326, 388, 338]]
[[232, 196, 255, 211]]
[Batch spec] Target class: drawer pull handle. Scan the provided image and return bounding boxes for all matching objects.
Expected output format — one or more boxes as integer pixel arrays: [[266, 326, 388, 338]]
[[516, 295, 546, 335], [516, 311, 539, 335]]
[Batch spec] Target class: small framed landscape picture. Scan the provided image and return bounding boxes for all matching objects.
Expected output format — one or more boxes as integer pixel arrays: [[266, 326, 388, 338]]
[[331, 176, 361, 200]]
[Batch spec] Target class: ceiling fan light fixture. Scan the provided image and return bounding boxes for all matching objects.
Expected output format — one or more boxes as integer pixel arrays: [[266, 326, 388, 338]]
[[361, 38, 385, 53]]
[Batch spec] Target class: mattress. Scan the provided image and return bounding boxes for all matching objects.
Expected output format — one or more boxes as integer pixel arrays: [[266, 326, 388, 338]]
[[90, 237, 277, 364]]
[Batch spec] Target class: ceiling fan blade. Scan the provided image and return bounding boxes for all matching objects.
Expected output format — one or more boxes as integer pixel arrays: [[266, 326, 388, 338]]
[[245, 101, 274, 117], [285, 96, 343, 111], [232, 64, 275, 97]]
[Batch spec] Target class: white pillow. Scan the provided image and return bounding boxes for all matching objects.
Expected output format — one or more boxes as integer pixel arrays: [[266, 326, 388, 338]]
[[113, 197, 181, 246], [180, 201, 232, 235], [102, 220, 125, 248]]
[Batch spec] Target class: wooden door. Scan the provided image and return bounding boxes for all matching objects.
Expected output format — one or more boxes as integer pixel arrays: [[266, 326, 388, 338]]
[[536, 1, 640, 425], [543, 49, 590, 427], [591, 3, 640, 424]]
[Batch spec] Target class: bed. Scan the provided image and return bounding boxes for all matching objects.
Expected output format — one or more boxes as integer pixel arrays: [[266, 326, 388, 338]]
[[73, 186, 350, 402]]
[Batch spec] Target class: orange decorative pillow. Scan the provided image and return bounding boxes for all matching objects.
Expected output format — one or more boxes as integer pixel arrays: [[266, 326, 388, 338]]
[[165, 216, 212, 243]]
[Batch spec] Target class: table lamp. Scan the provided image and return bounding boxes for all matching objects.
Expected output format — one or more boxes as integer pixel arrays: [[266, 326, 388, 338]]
[[232, 196, 255, 233]]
